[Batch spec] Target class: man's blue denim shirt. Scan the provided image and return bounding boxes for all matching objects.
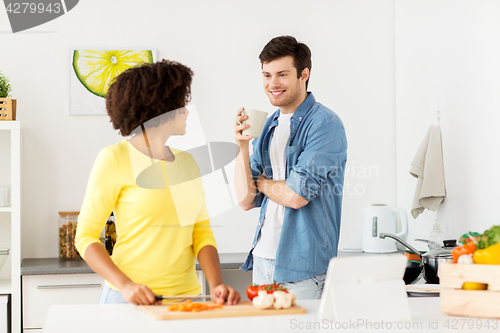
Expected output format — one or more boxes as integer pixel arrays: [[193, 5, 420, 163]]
[[240, 92, 347, 283]]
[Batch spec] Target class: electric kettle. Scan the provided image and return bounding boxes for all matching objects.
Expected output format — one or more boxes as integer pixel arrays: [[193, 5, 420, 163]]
[[362, 204, 408, 253]]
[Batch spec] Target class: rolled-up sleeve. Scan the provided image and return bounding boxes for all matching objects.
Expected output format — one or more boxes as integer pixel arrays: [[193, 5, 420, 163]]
[[250, 139, 265, 208], [286, 118, 347, 202]]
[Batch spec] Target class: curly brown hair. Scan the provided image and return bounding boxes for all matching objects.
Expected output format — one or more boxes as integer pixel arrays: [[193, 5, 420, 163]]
[[106, 60, 193, 136]]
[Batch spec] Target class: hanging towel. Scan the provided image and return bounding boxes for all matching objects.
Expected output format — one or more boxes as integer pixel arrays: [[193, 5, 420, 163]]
[[410, 125, 446, 219]]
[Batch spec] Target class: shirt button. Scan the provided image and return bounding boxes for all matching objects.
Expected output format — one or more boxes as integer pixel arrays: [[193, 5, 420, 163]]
[[299, 117, 302, 120]]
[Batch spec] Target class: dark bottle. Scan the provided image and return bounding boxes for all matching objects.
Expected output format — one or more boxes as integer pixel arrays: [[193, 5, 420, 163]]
[[105, 212, 116, 255]]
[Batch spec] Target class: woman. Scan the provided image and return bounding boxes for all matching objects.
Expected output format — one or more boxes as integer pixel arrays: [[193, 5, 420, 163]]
[[75, 60, 240, 306]]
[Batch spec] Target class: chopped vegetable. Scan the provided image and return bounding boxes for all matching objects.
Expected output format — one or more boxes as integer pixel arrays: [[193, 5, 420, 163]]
[[452, 243, 476, 263], [477, 226, 500, 249], [167, 300, 223, 312], [252, 290, 274, 309], [473, 243, 500, 265]]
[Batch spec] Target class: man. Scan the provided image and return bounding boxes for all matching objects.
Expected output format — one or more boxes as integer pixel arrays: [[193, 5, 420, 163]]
[[234, 35, 347, 299]]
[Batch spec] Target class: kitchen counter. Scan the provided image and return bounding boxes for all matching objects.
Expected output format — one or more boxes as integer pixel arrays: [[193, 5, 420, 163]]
[[21, 251, 387, 275], [42, 298, 493, 333], [21, 253, 249, 275]]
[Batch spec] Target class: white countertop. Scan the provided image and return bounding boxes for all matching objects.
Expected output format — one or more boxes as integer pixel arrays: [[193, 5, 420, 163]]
[[43, 298, 497, 333]]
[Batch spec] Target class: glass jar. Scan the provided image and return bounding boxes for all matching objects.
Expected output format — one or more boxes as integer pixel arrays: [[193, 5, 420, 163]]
[[58, 211, 80, 259]]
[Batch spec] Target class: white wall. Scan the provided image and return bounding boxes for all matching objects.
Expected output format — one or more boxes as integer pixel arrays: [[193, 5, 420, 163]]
[[395, 0, 500, 250], [0, 0, 397, 258], [330, 0, 397, 250]]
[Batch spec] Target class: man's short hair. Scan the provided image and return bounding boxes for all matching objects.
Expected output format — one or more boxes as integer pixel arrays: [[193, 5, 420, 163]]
[[259, 35, 312, 89]]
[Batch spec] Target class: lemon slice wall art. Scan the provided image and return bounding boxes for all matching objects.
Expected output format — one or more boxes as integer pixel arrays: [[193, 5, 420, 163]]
[[69, 49, 156, 115]]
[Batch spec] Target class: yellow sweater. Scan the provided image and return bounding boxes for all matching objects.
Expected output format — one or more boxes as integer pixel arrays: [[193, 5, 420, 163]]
[[76, 140, 217, 296]]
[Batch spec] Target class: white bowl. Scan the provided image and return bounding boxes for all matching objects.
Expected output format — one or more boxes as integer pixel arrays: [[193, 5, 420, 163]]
[[0, 248, 9, 272]]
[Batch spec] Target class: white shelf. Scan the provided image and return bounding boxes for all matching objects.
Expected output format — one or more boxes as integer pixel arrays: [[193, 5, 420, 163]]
[[0, 121, 20, 130], [0, 279, 11, 294], [0, 122, 21, 332]]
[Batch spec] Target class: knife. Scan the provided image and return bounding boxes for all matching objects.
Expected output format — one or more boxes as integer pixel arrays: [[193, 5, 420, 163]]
[[155, 294, 212, 301]]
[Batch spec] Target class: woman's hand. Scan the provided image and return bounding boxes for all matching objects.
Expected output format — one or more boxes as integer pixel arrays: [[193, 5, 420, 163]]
[[120, 281, 158, 305], [197, 245, 240, 305], [211, 283, 241, 305]]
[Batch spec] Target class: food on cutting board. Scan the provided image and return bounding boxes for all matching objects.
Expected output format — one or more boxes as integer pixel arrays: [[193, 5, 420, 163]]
[[167, 300, 223, 312], [247, 283, 297, 310], [252, 290, 296, 309], [246, 284, 259, 301], [252, 290, 274, 309], [272, 291, 296, 309], [246, 282, 288, 301]]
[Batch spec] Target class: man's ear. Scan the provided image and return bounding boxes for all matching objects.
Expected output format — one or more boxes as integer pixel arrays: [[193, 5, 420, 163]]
[[301, 68, 310, 83]]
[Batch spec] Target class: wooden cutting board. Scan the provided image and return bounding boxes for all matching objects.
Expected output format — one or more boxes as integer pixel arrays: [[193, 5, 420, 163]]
[[139, 300, 306, 320]]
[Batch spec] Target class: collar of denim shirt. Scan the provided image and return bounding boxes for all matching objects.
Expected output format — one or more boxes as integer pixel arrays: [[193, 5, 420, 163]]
[[271, 92, 316, 123]]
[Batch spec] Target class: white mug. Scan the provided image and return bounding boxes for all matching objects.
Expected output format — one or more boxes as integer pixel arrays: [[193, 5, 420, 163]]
[[237, 109, 269, 138], [0, 186, 10, 207]]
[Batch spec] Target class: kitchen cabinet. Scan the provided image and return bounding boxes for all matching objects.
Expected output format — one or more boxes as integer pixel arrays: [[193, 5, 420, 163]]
[[21, 254, 250, 330], [0, 121, 21, 333], [0, 295, 8, 333], [22, 273, 104, 330]]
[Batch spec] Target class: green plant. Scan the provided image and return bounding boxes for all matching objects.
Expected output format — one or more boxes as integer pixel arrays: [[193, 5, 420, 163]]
[[0, 71, 12, 98]]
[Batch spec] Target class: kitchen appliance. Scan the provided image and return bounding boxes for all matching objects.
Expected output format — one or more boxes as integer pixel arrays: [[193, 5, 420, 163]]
[[362, 204, 408, 253], [379, 233, 457, 284]]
